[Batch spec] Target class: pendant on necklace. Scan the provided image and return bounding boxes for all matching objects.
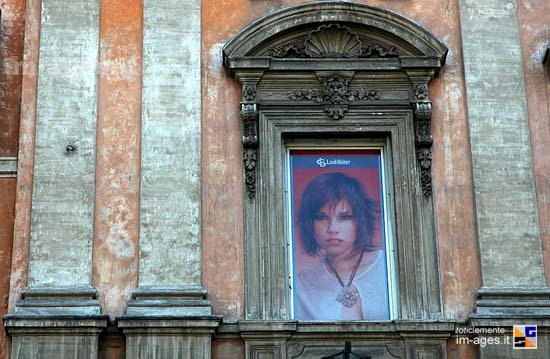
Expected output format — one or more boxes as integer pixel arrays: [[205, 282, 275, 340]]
[[336, 284, 360, 308]]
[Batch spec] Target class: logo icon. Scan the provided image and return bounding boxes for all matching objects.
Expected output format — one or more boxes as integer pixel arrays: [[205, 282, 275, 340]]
[[513, 325, 537, 349], [316, 157, 327, 168]]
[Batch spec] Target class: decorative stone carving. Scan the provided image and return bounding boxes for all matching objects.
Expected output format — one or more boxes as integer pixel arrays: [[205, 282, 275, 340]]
[[243, 149, 257, 199], [414, 102, 432, 121], [267, 43, 306, 58], [414, 84, 428, 100], [289, 73, 380, 120], [267, 23, 400, 59], [241, 103, 259, 199], [361, 42, 400, 58], [243, 84, 257, 101], [305, 24, 362, 58], [414, 102, 433, 197], [417, 148, 432, 196]]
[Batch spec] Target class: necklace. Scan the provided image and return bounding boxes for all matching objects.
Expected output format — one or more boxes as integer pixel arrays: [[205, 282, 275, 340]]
[[325, 251, 364, 308]]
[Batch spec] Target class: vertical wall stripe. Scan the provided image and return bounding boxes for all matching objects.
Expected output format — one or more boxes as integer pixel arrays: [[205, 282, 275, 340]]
[[8, 0, 42, 312], [459, 0, 544, 286], [92, 0, 143, 317], [28, 0, 100, 285], [139, 0, 201, 285]]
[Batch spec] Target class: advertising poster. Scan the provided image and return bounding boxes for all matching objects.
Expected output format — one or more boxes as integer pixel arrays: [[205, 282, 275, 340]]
[[290, 149, 390, 320]]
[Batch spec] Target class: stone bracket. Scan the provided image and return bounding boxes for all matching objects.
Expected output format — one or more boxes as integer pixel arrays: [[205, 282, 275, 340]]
[[237, 71, 263, 200], [413, 101, 433, 197]]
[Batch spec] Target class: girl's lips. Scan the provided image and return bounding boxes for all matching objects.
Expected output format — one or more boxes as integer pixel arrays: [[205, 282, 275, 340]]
[[326, 238, 343, 246]]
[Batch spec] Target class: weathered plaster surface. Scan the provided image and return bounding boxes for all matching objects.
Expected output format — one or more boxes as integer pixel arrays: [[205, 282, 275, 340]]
[[92, 0, 142, 318], [9, 0, 41, 310], [459, 0, 545, 286], [202, 0, 479, 320], [0, 0, 25, 156], [28, 0, 100, 285], [517, 0, 550, 284], [0, 179, 16, 358], [139, 0, 202, 286], [0, 0, 26, 356]]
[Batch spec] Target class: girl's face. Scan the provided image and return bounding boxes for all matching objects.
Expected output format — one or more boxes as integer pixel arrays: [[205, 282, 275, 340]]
[[313, 198, 357, 260]]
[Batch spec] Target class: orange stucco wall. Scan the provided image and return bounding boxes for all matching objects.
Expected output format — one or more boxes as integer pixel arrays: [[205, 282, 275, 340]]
[[517, 0, 550, 285], [0, 0, 25, 157], [1, 0, 26, 357], [92, 0, 142, 319], [201, 0, 480, 322]]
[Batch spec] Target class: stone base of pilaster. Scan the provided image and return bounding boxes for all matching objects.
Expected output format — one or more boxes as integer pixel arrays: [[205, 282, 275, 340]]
[[118, 317, 221, 359], [119, 285, 220, 358], [3, 286, 108, 359], [470, 287, 550, 358]]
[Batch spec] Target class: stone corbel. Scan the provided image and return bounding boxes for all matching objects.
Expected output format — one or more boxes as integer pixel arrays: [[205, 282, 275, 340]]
[[414, 101, 433, 197], [236, 71, 263, 200], [407, 71, 434, 197]]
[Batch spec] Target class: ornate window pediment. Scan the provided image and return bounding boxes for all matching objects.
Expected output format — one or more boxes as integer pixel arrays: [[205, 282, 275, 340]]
[[223, 1, 447, 321]]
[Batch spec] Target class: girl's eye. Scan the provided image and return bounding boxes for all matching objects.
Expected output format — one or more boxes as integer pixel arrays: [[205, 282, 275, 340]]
[[340, 213, 354, 221], [314, 214, 328, 221]]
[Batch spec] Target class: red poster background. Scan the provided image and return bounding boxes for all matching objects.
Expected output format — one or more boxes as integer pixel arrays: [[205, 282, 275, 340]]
[[291, 150, 384, 275]]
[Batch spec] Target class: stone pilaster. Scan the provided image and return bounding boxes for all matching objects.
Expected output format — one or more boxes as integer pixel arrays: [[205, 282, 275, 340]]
[[459, 0, 546, 284], [459, 0, 544, 287], [5, 1, 106, 357], [459, 0, 550, 355], [137, 0, 202, 290], [120, 0, 213, 356]]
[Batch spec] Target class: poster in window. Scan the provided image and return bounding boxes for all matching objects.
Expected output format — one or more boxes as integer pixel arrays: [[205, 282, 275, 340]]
[[290, 149, 390, 320]]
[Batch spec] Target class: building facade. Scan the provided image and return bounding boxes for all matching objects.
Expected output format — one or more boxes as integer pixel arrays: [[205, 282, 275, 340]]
[[0, 0, 549, 358]]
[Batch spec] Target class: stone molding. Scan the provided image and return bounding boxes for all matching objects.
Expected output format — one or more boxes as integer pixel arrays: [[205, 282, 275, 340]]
[[9, 285, 103, 316], [217, 320, 455, 359], [473, 286, 550, 318], [125, 285, 212, 317], [0, 156, 17, 178]]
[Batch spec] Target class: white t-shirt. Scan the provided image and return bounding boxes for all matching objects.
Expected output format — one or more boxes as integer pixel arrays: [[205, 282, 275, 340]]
[[295, 250, 390, 320]]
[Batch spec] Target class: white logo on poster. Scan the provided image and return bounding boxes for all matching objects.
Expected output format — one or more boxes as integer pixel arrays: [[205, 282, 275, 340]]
[[316, 157, 351, 168]]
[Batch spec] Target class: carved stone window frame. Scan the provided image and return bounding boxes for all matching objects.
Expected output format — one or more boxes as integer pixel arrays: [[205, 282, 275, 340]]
[[223, 2, 448, 320]]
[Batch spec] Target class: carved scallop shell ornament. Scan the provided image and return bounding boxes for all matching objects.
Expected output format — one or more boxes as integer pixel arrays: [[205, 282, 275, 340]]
[[304, 24, 362, 58]]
